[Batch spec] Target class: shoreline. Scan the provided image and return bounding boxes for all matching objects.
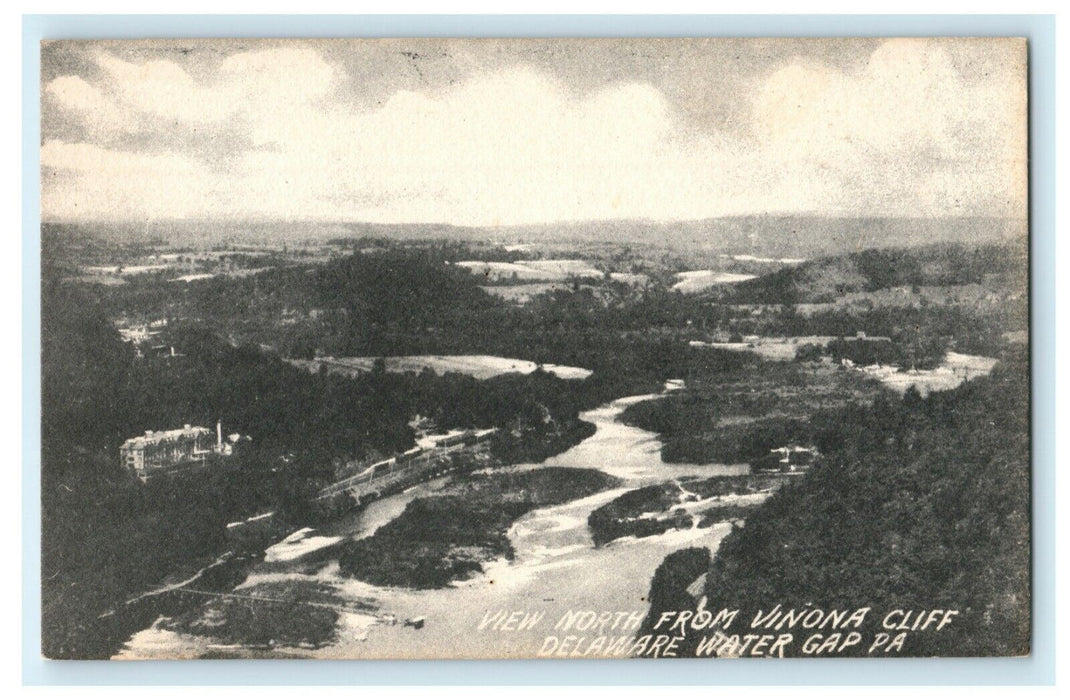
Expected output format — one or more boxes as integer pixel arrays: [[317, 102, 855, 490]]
[[115, 383, 755, 659]]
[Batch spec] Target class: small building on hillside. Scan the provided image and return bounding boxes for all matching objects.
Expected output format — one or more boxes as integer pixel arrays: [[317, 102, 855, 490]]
[[751, 445, 819, 475]]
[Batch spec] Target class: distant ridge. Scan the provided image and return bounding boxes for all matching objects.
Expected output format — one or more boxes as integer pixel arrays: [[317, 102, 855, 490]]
[[726, 242, 1028, 305], [43, 215, 1025, 259]]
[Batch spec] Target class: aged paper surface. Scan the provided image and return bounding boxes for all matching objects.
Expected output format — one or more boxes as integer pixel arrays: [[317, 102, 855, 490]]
[[41, 38, 1029, 660]]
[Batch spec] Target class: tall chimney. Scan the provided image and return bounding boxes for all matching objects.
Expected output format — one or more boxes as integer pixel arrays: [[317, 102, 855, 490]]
[[216, 420, 223, 452]]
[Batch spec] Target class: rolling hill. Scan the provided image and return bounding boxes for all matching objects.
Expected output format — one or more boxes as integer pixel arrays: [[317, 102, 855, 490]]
[[42, 215, 1025, 260]]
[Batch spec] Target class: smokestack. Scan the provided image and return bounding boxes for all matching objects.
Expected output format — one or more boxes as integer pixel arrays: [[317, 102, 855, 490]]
[[217, 420, 223, 452]]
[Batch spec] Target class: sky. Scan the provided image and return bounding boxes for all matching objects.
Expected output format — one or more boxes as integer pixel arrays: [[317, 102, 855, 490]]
[[40, 38, 1027, 227]]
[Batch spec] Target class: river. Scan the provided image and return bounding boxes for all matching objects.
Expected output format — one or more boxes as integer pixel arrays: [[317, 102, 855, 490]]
[[115, 385, 751, 660]]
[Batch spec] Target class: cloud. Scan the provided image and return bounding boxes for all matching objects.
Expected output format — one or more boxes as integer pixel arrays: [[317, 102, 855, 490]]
[[40, 39, 1026, 225], [749, 39, 1026, 217], [46, 75, 135, 133], [95, 53, 236, 125], [41, 141, 216, 220]]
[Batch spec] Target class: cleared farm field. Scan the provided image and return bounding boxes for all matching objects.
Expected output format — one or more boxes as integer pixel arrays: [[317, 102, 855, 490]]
[[171, 273, 216, 283], [795, 283, 1018, 316], [454, 261, 555, 281], [861, 352, 998, 396], [690, 336, 838, 361], [728, 254, 807, 265], [288, 355, 592, 380], [522, 259, 603, 277], [609, 272, 650, 285], [84, 264, 169, 275], [453, 259, 602, 283], [480, 283, 574, 303], [672, 270, 756, 293]]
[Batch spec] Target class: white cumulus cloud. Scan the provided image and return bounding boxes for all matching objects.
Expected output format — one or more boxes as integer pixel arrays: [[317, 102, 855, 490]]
[[40, 39, 1026, 225]]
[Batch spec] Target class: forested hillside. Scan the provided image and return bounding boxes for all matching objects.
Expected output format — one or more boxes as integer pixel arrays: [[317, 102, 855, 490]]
[[40, 253, 735, 657], [643, 350, 1030, 657], [725, 243, 1026, 305]]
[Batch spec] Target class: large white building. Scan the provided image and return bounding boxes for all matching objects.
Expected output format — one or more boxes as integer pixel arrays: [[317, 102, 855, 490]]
[[120, 421, 244, 481]]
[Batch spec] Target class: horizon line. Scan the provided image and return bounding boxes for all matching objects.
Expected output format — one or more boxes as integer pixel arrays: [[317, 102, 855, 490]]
[[41, 213, 1029, 229]]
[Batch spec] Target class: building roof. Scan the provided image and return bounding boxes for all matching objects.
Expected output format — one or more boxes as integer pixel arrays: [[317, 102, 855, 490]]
[[121, 425, 211, 450]]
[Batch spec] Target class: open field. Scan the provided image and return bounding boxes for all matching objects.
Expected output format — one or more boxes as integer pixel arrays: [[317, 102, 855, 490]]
[[860, 351, 998, 396], [454, 261, 556, 281], [689, 336, 998, 395], [480, 274, 644, 302], [288, 355, 593, 380], [522, 259, 604, 276], [726, 254, 807, 265], [672, 270, 756, 293], [609, 272, 650, 285], [690, 336, 839, 361], [795, 283, 1024, 316], [454, 259, 602, 283], [479, 283, 575, 303]]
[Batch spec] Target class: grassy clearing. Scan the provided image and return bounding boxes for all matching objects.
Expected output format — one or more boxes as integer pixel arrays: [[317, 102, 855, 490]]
[[291, 354, 592, 381]]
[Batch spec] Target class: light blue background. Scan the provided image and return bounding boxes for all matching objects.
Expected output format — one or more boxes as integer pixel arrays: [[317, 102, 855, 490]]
[[22, 13, 1056, 686]]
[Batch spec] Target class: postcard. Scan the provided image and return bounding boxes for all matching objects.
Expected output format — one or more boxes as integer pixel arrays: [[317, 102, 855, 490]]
[[40, 37, 1029, 659]]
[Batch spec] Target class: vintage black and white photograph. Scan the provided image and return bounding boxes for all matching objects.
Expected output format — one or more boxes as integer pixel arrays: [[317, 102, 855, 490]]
[[40, 37, 1029, 660]]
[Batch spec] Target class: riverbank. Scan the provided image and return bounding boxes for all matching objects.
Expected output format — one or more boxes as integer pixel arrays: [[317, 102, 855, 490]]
[[81, 546, 272, 660], [116, 385, 751, 659], [337, 468, 620, 588], [588, 475, 783, 547], [618, 362, 883, 465], [164, 577, 372, 650], [638, 359, 1030, 657]]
